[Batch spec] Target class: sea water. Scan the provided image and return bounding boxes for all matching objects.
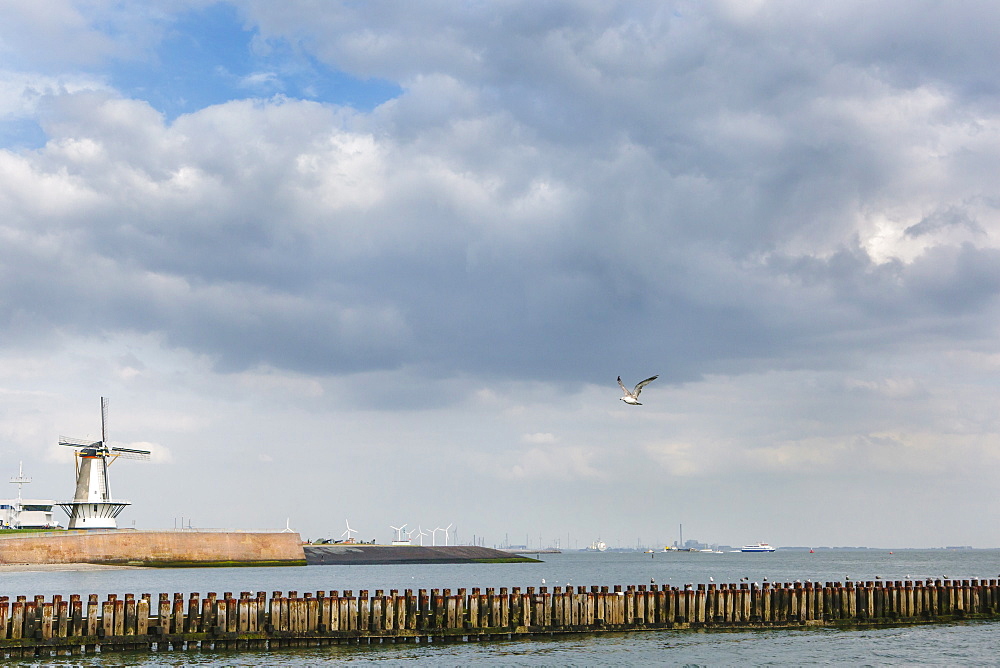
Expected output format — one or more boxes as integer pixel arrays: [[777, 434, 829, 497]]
[[6, 549, 1000, 666]]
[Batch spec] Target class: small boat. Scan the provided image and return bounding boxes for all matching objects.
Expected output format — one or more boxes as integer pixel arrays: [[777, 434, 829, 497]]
[[741, 542, 776, 553]]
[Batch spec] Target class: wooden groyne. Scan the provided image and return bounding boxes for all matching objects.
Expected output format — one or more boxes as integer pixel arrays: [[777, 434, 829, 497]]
[[1, 579, 999, 657]]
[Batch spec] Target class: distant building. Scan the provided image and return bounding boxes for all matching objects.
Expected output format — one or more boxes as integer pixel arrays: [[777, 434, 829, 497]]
[[0, 499, 61, 529], [2, 462, 61, 529]]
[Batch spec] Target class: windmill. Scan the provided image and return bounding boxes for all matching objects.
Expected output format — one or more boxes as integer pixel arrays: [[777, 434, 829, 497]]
[[56, 397, 150, 530], [341, 519, 358, 543]]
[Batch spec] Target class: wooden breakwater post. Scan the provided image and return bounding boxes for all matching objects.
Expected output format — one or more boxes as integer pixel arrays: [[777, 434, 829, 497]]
[[0, 579, 998, 657]]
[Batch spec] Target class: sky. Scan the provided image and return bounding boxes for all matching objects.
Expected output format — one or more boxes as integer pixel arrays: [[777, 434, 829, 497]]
[[2, 1, 1000, 550]]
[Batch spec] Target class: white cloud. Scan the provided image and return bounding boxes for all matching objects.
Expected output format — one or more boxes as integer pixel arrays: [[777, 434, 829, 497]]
[[521, 432, 557, 444], [238, 71, 282, 92], [0, 70, 110, 120], [644, 441, 705, 477], [484, 445, 605, 482], [130, 441, 171, 464]]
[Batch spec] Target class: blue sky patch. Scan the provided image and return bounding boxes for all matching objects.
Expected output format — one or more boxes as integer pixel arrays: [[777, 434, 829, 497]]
[[108, 3, 401, 120], [0, 118, 47, 151]]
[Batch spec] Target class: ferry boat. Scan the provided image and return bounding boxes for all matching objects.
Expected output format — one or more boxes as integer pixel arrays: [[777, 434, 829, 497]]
[[740, 542, 776, 552]]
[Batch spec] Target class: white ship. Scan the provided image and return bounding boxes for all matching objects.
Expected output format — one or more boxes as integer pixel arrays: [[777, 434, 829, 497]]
[[740, 542, 776, 552], [586, 540, 607, 552]]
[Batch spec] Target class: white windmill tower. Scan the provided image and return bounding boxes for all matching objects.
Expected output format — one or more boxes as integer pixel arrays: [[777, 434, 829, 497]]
[[56, 397, 150, 530]]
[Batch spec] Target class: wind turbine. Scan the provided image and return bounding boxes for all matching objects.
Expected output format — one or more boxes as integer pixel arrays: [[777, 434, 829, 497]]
[[409, 525, 427, 546], [342, 519, 358, 543], [390, 523, 410, 544], [431, 526, 444, 546], [444, 523, 454, 546]]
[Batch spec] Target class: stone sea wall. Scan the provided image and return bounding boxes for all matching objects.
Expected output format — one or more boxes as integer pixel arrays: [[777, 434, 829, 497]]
[[0, 530, 305, 567]]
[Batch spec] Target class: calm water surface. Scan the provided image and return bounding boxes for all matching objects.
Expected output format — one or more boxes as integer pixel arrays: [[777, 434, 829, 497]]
[[6, 549, 1000, 666]]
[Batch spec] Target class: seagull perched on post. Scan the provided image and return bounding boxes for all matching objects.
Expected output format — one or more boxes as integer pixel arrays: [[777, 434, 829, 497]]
[[618, 375, 658, 405]]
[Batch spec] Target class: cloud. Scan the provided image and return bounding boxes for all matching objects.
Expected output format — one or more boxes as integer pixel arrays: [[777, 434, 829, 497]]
[[521, 432, 557, 444], [482, 445, 605, 481], [906, 206, 984, 238], [237, 71, 283, 93], [0, 70, 111, 121], [5, 6, 1000, 389], [3, 2, 1000, 546], [0, 1, 117, 68], [644, 441, 707, 477], [130, 441, 171, 464]]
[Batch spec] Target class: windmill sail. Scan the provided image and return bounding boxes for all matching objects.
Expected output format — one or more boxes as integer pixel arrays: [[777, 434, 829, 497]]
[[59, 436, 102, 448], [110, 446, 151, 460]]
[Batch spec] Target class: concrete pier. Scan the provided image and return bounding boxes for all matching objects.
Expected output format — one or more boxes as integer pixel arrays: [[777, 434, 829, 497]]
[[0, 579, 997, 657]]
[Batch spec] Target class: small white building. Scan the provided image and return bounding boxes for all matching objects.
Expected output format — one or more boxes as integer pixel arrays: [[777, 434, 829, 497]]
[[0, 499, 61, 529], [2, 462, 61, 529]]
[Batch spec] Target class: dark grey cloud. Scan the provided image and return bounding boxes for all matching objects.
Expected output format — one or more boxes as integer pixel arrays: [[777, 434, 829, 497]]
[[3, 0, 1000, 392], [905, 206, 983, 238]]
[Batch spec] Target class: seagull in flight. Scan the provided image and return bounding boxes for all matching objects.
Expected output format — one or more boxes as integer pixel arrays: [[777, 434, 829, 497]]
[[618, 375, 658, 405]]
